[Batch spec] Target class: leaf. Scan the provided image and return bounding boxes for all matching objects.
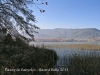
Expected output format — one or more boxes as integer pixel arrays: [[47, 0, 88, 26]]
[[40, 10, 42, 13], [46, 2, 48, 5], [43, 10, 45, 13], [42, 3, 44, 4]]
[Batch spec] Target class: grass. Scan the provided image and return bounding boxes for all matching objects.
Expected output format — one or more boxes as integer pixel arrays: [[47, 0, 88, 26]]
[[60, 54, 100, 75], [1, 42, 100, 75], [1, 34, 100, 75], [42, 43, 100, 75], [44, 44, 100, 50]]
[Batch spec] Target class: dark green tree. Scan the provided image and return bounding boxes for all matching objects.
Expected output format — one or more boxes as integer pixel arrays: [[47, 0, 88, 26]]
[[0, 0, 48, 42]]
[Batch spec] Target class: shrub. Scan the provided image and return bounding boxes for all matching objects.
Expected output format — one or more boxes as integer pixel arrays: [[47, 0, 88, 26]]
[[0, 34, 58, 75]]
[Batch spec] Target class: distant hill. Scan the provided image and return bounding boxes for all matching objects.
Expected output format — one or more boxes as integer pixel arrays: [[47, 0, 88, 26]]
[[35, 28, 100, 39]]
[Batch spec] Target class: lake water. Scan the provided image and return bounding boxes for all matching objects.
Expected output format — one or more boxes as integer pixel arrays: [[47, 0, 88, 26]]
[[30, 41, 100, 46], [30, 42, 100, 67]]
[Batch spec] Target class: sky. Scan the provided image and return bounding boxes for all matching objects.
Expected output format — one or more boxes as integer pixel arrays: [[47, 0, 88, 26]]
[[30, 0, 100, 29]]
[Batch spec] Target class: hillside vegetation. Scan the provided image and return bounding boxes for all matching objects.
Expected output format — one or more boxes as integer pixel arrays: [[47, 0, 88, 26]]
[[34, 28, 100, 42], [35, 28, 100, 39]]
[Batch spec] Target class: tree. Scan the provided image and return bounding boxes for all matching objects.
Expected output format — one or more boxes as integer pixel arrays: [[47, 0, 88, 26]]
[[0, 0, 48, 42]]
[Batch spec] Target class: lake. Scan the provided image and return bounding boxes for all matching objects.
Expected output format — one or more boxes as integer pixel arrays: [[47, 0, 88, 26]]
[[30, 41, 100, 46], [30, 42, 100, 67]]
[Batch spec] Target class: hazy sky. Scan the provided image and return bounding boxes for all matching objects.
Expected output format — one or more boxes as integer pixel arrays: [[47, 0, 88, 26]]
[[30, 0, 100, 29]]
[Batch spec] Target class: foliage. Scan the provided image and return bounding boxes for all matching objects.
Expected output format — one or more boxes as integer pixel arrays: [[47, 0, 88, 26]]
[[0, 0, 48, 42], [0, 34, 58, 75], [0, 46, 58, 75], [0, 34, 29, 47]]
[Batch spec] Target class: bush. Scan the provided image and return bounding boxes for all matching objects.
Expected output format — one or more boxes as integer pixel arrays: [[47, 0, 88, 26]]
[[0, 34, 58, 75]]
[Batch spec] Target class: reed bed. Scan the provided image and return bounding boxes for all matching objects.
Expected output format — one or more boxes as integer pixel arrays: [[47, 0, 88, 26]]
[[43, 43, 100, 74], [29, 43, 100, 75], [45, 44, 100, 50], [59, 54, 100, 75]]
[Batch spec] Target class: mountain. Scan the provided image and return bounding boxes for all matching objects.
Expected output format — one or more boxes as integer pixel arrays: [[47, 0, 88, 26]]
[[34, 28, 100, 39]]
